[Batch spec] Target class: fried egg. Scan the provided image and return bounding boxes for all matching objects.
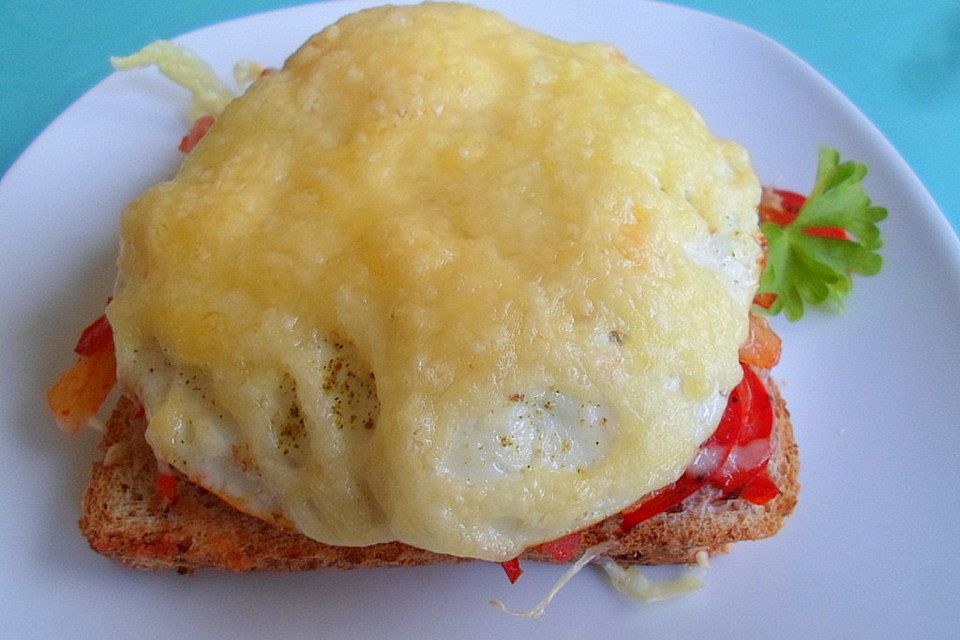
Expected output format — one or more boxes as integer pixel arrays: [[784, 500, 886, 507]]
[[107, 2, 762, 562]]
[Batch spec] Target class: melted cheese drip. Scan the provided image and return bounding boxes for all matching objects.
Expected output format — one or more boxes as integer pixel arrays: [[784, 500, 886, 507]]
[[108, 3, 762, 561]]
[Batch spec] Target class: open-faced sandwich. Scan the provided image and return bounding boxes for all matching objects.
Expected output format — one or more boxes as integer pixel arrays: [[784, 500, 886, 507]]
[[49, 2, 858, 610]]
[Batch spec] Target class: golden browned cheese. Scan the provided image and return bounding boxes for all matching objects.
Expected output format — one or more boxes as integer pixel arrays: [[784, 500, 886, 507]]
[[107, 3, 762, 561]]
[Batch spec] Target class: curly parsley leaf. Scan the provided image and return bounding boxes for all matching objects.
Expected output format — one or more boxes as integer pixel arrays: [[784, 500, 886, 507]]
[[758, 147, 887, 320]]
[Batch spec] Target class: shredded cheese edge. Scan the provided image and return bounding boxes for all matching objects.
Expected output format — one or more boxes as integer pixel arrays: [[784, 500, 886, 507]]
[[111, 40, 236, 120]]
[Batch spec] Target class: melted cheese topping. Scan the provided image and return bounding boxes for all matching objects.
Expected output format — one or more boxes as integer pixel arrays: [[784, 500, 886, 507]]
[[108, 3, 762, 561]]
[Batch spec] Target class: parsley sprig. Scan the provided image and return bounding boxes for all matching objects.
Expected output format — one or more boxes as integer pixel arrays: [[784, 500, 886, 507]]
[[758, 147, 887, 320]]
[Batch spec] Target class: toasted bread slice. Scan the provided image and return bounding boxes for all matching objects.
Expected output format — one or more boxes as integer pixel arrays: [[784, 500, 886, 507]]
[[79, 375, 798, 572]]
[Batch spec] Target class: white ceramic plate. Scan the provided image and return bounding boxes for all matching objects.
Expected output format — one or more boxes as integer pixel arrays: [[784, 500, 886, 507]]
[[2, 1, 958, 637]]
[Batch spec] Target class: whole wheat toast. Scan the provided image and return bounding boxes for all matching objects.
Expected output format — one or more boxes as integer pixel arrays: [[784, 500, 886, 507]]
[[79, 375, 798, 572]]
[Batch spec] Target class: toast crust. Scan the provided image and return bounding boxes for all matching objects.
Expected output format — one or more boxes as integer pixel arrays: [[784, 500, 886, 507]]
[[79, 376, 798, 572]]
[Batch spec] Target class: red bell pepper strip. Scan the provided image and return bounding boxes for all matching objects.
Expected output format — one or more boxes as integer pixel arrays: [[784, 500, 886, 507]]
[[179, 115, 215, 153], [711, 365, 775, 495], [619, 474, 703, 532], [737, 472, 781, 505], [621, 365, 777, 532], [738, 312, 782, 369], [756, 187, 853, 309], [500, 557, 524, 584], [48, 314, 117, 433], [760, 187, 852, 257], [533, 532, 583, 563], [74, 314, 113, 356], [752, 292, 778, 310]]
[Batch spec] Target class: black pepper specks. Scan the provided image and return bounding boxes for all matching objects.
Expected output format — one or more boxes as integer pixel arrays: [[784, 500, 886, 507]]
[[322, 338, 380, 433]]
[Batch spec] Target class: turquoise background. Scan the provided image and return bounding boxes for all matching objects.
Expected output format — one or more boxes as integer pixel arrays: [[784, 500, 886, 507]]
[[2, 1, 958, 234]]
